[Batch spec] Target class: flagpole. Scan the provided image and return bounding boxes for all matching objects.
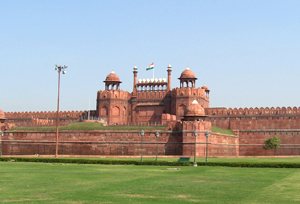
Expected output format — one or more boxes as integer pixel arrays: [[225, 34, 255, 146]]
[[88, 96, 90, 120], [153, 68, 154, 79]]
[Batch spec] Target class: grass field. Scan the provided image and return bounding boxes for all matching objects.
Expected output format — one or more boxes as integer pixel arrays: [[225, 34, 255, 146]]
[[1, 161, 300, 203], [11, 122, 166, 131]]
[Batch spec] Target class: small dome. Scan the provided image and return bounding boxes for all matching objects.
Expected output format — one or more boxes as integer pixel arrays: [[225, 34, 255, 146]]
[[138, 79, 142, 83], [104, 71, 120, 82], [0, 110, 5, 120], [162, 78, 166, 82], [179, 67, 196, 79], [201, 85, 209, 91], [185, 100, 205, 117]]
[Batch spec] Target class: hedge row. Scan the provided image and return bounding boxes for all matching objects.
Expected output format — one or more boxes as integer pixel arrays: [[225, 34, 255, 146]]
[[196, 162, 300, 168], [0, 157, 299, 168], [0, 157, 190, 166]]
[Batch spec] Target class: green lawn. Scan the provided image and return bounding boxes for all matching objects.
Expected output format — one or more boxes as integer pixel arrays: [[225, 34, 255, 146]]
[[11, 122, 166, 131], [1, 162, 300, 203], [211, 126, 236, 135], [11, 122, 234, 135]]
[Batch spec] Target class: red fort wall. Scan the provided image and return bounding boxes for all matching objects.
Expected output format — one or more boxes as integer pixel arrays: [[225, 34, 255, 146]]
[[238, 130, 300, 156], [206, 106, 300, 130], [206, 106, 300, 156], [3, 106, 300, 157], [0, 121, 238, 157], [4, 110, 83, 127]]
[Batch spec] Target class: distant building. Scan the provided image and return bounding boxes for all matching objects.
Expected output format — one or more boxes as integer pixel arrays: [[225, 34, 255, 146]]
[[2, 64, 300, 157], [96, 65, 210, 125]]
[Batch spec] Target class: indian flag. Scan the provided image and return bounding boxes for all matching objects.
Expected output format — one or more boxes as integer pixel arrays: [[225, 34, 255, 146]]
[[146, 62, 154, 71]]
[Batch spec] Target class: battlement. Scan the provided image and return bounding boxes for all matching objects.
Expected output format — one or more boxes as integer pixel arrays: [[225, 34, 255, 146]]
[[207, 106, 300, 116], [171, 87, 207, 99], [136, 90, 168, 100], [4, 110, 84, 119], [97, 90, 131, 100]]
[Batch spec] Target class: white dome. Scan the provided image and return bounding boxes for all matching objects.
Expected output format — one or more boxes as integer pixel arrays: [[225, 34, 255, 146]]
[[150, 78, 154, 83], [162, 78, 166, 82], [192, 100, 199, 104], [138, 79, 142, 83], [146, 78, 150, 83], [154, 78, 158, 82], [142, 79, 146, 83], [159, 78, 162, 82]]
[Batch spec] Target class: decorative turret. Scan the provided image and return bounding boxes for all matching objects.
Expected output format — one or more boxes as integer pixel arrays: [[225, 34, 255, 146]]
[[0, 109, 5, 121], [0, 109, 6, 125], [178, 67, 197, 88], [167, 64, 172, 91], [184, 100, 206, 121], [104, 71, 122, 90], [201, 85, 210, 98], [133, 66, 138, 95]]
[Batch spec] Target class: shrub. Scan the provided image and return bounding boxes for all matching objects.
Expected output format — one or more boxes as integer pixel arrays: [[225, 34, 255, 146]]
[[263, 136, 281, 150], [1, 157, 300, 168]]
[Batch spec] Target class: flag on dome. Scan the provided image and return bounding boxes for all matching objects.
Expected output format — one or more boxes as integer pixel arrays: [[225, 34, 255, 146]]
[[146, 62, 154, 71]]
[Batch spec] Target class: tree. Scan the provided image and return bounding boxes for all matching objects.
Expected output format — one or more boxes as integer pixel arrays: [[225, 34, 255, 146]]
[[263, 136, 281, 155]]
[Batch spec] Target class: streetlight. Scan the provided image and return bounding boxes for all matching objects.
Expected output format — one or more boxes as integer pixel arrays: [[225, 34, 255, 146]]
[[193, 130, 197, 167], [141, 130, 144, 162], [205, 131, 210, 162], [155, 132, 159, 162], [54, 64, 67, 158], [0, 131, 3, 157]]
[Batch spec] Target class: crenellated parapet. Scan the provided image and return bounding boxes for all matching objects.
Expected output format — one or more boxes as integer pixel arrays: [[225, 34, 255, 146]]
[[97, 90, 131, 100], [136, 90, 168, 100], [4, 110, 84, 119], [171, 87, 207, 99], [207, 106, 300, 116]]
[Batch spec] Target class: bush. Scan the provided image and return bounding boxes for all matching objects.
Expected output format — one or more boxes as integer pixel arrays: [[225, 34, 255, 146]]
[[1, 157, 300, 168], [1, 157, 190, 166], [263, 136, 281, 150], [196, 162, 300, 168]]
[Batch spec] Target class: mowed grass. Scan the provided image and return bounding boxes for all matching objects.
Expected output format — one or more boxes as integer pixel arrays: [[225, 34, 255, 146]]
[[11, 122, 166, 131], [211, 126, 236, 135], [11, 122, 234, 134], [1, 162, 300, 203]]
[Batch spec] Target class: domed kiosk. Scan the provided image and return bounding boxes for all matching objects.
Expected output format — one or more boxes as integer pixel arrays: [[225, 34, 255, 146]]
[[104, 71, 122, 90], [184, 100, 206, 121], [178, 67, 198, 88], [201, 85, 210, 98]]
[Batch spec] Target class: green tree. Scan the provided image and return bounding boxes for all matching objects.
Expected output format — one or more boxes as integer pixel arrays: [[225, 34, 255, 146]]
[[263, 136, 281, 155]]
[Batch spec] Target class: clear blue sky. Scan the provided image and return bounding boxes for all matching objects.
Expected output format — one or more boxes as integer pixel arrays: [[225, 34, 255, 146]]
[[1, 0, 300, 112]]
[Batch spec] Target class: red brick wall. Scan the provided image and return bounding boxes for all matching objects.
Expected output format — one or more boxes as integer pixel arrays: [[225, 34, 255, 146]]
[[0, 121, 238, 157], [206, 116, 300, 131], [1, 130, 183, 156], [206, 106, 300, 116], [238, 130, 300, 156], [4, 111, 83, 127]]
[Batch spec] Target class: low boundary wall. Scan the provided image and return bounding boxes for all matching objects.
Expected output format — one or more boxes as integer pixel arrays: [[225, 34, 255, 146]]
[[0, 129, 239, 157]]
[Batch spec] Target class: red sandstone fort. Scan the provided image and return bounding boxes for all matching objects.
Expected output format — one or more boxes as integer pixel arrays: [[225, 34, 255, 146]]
[[1, 65, 300, 157]]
